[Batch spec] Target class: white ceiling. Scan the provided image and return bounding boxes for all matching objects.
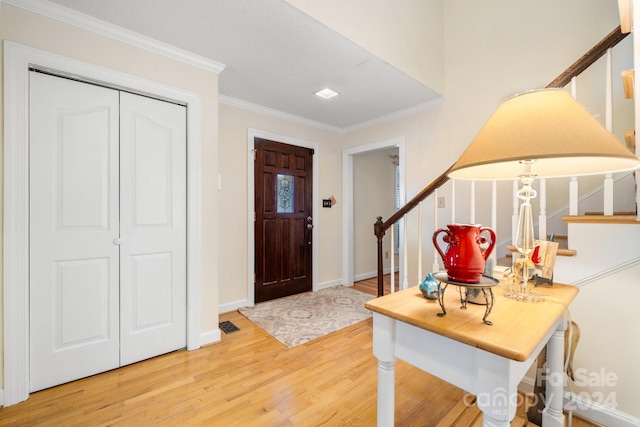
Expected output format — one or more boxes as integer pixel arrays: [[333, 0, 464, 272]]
[[45, 0, 442, 131]]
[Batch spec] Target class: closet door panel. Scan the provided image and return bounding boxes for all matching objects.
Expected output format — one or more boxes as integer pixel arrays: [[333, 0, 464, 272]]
[[119, 92, 187, 365], [29, 72, 120, 392]]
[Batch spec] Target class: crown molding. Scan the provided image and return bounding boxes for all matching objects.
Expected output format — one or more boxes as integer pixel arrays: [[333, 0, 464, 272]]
[[342, 96, 444, 133], [2, 0, 226, 74], [219, 94, 344, 134], [219, 94, 444, 135]]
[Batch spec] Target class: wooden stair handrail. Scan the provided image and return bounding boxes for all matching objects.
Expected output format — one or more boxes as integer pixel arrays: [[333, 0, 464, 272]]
[[547, 25, 629, 88]]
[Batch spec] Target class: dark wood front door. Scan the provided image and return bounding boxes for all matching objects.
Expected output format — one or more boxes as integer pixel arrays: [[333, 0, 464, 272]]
[[254, 138, 313, 303]]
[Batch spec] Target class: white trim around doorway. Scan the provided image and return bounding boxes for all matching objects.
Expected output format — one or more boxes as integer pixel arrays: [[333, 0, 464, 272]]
[[246, 129, 320, 308], [3, 41, 203, 406], [341, 137, 406, 288]]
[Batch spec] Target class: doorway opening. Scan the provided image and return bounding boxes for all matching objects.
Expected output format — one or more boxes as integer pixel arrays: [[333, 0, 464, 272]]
[[342, 137, 406, 288]]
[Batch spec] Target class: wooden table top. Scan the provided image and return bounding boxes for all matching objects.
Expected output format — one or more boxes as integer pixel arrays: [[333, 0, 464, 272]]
[[365, 279, 578, 362]]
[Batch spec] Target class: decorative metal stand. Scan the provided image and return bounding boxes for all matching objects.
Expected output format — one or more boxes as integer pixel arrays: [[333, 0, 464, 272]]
[[433, 272, 499, 325]]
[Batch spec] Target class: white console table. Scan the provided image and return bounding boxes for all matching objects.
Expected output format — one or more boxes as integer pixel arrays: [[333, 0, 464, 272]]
[[365, 281, 578, 426]]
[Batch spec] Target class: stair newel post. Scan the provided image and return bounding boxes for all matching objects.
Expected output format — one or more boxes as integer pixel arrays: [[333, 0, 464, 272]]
[[374, 216, 385, 297]]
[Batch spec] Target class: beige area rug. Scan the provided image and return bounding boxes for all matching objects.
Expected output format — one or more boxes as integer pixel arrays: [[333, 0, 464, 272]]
[[238, 286, 374, 348]]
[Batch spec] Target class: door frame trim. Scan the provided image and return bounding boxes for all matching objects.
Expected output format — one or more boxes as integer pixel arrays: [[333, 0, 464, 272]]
[[247, 129, 319, 306], [341, 137, 406, 287], [3, 41, 202, 405]]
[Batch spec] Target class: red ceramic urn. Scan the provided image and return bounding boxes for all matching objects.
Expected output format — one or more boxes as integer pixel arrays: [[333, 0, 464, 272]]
[[433, 224, 496, 283]]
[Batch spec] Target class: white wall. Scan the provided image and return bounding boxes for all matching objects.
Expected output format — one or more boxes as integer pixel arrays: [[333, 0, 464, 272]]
[[568, 263, 640, 421], [554, 221, 640, 420]]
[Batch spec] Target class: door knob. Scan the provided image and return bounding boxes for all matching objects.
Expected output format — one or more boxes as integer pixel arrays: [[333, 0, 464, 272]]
[[307, 224, 313, 230]]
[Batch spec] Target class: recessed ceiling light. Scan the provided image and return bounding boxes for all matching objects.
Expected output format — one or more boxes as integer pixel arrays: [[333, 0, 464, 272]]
[[314, 88, 340, 99]]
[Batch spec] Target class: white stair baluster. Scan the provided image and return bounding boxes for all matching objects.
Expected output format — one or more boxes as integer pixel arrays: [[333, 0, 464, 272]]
[[604, 48, 614, 216], [418, 201, 423, 284], [390, 221, 395, 294], [569, 78, 579, 217], [512, 179, 518, 244], [634, 1, 640, 220], [570, 177, 579, 215], [604, 174, 614, 216], [403, 214, 409, 290], [451, 179, 456, 223], [433, 188, 440, 273], [470, 180, 476, 224], [491, 180, 497, 267]]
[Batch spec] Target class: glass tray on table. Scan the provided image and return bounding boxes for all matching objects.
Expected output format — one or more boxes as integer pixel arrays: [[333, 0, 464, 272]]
[[433, 272, 499, 325]]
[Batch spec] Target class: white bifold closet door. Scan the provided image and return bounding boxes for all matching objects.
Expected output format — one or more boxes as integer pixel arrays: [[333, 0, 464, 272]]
[[29, 71, 186, 392]]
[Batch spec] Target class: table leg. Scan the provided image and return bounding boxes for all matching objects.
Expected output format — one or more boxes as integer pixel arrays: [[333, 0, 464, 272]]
[[437, 283, 448, 317], [542, 325, 566, 427], [377, 359, 395, 427], [481, 288, 494, 326], [481, 415, 511, 427], [372, 313, 397, 427], [476, 352, 517, 427]]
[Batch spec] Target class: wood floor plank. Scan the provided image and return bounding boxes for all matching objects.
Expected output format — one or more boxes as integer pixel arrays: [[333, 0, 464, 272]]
[[435, 395, 475, 426], [454, 399, 481, 426], [0, 278, 598, 427]]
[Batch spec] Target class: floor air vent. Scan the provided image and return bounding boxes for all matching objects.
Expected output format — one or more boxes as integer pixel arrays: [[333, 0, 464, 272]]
[[219, 320, 240, 334]]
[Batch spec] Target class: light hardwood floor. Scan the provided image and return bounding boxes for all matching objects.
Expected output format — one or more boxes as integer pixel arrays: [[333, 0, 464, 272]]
[[0, 279, 598, 426]]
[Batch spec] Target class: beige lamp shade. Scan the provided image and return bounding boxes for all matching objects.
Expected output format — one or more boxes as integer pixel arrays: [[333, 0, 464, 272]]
[[448, 89, 640, 180]]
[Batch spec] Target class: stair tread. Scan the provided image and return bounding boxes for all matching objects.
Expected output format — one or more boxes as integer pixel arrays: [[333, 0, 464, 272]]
[[562, 214, 639, 224], [505, 245, 576, 257]]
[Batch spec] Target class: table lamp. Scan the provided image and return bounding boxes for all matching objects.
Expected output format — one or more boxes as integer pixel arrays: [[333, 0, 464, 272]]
[[447, 88, 640, 300]]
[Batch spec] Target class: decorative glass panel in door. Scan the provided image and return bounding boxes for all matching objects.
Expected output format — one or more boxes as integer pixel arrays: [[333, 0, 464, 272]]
[[277, 173, 294, 213]]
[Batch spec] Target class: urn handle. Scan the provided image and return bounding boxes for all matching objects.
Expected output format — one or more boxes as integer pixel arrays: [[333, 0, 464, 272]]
[[432, 228, 452, 262], [478, 227, 497, 261]]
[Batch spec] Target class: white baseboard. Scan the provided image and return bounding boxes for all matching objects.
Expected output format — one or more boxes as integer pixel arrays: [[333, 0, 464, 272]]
[[317, 279, 343, 290], [0, 388, 4, 407], [354, 268, 398, 283], [517, 380, 640, 427], [219, 299, 251, 314], [518, 375, 535, 395], [564, 391, 640, 427], [200, 329, 221, 347]]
